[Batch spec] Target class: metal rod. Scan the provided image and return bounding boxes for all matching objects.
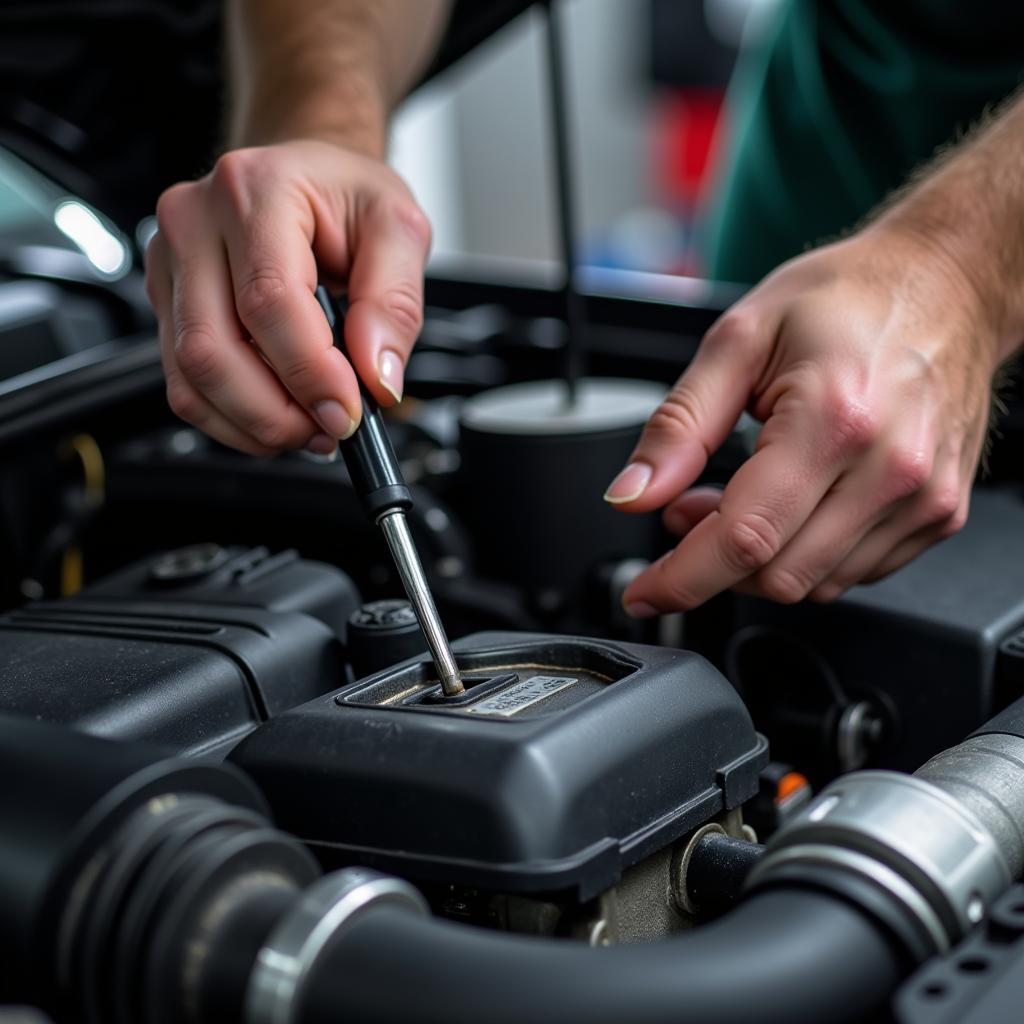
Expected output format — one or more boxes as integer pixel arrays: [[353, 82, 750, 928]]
[[378, 509, 464, 696], [542, 0, 585, 406]]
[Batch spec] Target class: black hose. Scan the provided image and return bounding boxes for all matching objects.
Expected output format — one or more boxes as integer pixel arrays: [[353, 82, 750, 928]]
[[0, 715, 260, 1008], [972, 693, 1024, 741], [686, 833, 765, 916], [299, 889, 904, 1024]]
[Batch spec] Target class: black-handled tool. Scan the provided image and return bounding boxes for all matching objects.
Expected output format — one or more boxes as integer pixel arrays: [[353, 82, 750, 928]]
[[316, 287, 464, 696]]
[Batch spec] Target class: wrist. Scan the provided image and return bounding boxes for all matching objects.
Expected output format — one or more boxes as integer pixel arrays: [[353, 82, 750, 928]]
[[863, 212, 1021, 368], [865, 113, 1024, 365], [228, 50, 387, 155], [230, 72, 388, 160]]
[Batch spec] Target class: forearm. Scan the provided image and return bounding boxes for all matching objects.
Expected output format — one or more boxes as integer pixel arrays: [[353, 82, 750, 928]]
[[227, 0, 452, 157], [870, 89, 1024, 365]]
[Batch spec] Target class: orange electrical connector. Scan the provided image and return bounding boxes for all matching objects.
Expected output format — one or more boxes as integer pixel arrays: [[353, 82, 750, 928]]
[[775, 771, 811, 807]]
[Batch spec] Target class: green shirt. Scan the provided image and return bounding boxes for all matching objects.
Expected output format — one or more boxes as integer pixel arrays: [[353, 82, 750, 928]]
[[706, 0, 1024, 285]]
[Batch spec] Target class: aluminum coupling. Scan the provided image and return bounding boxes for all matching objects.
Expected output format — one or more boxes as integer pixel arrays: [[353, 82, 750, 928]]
[[245, 868, 429, 1024], [745, 770, 1013, 954]]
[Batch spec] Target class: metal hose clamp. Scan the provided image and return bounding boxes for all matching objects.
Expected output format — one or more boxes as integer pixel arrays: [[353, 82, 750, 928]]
[[245, 868, 429, 1024], [747, 771, 1012, 952]]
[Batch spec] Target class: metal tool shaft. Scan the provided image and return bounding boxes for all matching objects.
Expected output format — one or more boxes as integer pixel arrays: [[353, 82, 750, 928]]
[[315, 286, 463, 696], [378, 509, 464, 696]]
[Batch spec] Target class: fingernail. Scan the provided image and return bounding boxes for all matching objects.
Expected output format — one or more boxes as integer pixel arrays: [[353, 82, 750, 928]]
[[378, 350, 404, 403], [313, 400, 355, 439], [624, 601, 659, 619], [305, 433, 337, 456], [604, 462, 653, 504]]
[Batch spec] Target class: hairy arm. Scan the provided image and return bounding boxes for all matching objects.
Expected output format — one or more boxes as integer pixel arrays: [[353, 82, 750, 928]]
[[227, 0, 451, 155], [612, 90, 1024, 613], [873, 89, 1024, 365]]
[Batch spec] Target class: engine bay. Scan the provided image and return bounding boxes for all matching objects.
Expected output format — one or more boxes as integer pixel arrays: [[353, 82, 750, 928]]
[[3, 145, 1024, 1024]]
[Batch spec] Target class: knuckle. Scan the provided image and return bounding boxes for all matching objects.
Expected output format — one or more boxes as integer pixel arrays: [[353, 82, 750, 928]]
[[154, 183, 194, 245], [276, 353, 324, 395], [721, 511, 782, 574], [377, 191, 432, 249], [704, 309, 759, 354], [397, 199, 432, 249], [210, 148, 262, 198], [165, 379, 203, 424], [657, 571, 704, 612], [924, 483, 963, 525], [881, 445, 932, 500], [759, 565, 812, 605], [645, 386, 703, 442], [174, 322, 225, 389], [155, 182, 191, 221], [235, 271, 291, 328], [381, 282, 424, 338], [825, 393, 880, 454], [242, 414, 290, 451], [664, 585, 701, 611]]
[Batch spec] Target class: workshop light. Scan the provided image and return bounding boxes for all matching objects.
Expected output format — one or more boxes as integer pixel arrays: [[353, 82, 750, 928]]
[[53, 199, 129, 277]]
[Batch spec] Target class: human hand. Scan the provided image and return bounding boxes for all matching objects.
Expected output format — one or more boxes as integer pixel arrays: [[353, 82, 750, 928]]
[[146, 140, 432, 455], [606, 226, 1002, 614]]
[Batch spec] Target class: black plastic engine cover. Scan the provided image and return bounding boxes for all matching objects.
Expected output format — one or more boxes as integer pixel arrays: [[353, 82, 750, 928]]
[[730, 486, 1024, 774], [0, 546, 356, 756], [84, 543, 361, 642], [230, 632, 768, 900]]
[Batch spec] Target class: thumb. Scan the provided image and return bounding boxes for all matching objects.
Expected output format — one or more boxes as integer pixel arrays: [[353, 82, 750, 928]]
[[343, 194, 432, 406], [603, 310, 775, 513]]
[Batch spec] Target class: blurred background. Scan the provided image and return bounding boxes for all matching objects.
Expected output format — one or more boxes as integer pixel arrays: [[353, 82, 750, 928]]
[[393, 0, 781, 277]]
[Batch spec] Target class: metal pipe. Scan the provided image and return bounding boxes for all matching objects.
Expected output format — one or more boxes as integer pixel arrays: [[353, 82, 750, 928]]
[[915, 732, 1024, 879]]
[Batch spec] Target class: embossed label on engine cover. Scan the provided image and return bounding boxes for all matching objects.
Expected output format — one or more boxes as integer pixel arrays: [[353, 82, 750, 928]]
[[465, 675, 576, 717]]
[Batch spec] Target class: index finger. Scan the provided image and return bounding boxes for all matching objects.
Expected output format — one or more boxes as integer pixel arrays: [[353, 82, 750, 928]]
[[218, 199, 363, 439], [622, 409, 844, 613]]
